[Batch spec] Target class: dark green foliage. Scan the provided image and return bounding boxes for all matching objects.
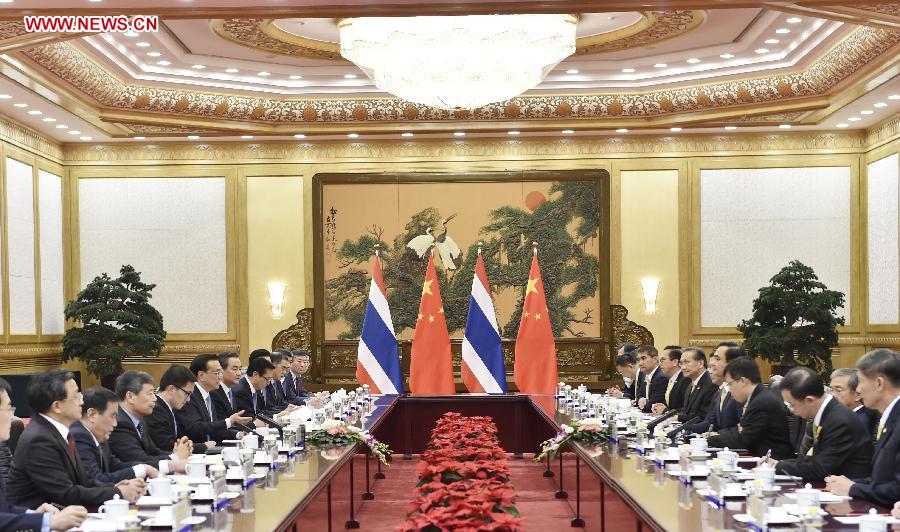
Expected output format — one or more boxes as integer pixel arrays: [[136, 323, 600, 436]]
[[61, 265, 166, 378], [325, 181, 600, 339], [737, 260, 845, 374]]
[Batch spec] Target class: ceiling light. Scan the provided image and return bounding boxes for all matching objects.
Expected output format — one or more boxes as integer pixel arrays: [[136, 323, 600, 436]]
[[27, 110, 42, 115], [653, 63, 667, 68], [42, 118, 56, 122], [888, 94, 900, 100], [401, 132, 414, 137], [147, 52, 161, 57], [343, 74, 357, 79], [565, 69, 579, 74], [240, 135, 253, 139], [779, 124, 791, 129], [0, 94, 11, 99], [136, 42, 150, 47], [191, 64, 205, 69], [187, 135, 200, 140], [289, 75, 303, 79], [348, 133, 360, 138], [56, 124, 68, 129], [874, 102, 887, 108], [615, 128, 628, 133], [453, 131, 465, 137], [670, 127, 682, 132], [156, 60, 171, 66], [861, 110, 874, 115], [719, 53, 734, 59], [764, 39, 780, 44], [848, 117, 861, 122], [134, 136, 146, 140], [124, 31, 139, 37], [79, 136, 92, 140], [507, 130, 520, 135], [787, 17, 801, 24], [13, 103, 27, 108], [686, 58, 701, 64], [755, 48, 769, 54], [68, 130, 81, 135], [339, 14, 576, 109], [622, 68, 635, 73], [294, 134, 306, 139], [836, 123, 849, 128], [561, 129, 574, 134], [225, 68, 239, 73], [257, 72, 271, 76], [776, 28, 790, 34], [725, 126, 737, 130]]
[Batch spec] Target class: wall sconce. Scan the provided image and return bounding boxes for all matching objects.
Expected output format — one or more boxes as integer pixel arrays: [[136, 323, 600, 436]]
[[640, 278, 660, 314], [267, 282, 287, 319]]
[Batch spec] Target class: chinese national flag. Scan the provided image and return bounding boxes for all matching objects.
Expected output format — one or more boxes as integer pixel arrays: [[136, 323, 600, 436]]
[[409, 254, 455, 395], [514, 253, 558, 394]]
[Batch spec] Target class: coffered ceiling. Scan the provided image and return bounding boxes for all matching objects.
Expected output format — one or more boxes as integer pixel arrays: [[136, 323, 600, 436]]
[[0, 0, 897, 143]]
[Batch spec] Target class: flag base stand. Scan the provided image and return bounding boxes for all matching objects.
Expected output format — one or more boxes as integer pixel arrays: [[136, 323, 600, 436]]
[[570, 518, 585, 527], [513, 452, 524, 459]]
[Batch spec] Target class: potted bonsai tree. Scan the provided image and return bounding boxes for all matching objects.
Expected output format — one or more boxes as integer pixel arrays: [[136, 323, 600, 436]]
[[62, 265, 166, 388], [737, 260, 845, 375]]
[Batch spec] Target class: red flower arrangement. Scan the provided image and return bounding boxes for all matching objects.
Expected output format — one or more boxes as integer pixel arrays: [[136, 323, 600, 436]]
[[399, 412, 523, 532]]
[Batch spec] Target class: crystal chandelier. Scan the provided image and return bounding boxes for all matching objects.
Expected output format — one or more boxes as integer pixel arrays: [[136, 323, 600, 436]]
[[339, 14, 577, 110]]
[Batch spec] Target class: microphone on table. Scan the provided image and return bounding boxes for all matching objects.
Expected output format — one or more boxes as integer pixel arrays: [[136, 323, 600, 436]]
[[254, 413, 285, 438], [647, 408, 681, 432], [232, 422, 265, 439], [666, 417, 700, 442]]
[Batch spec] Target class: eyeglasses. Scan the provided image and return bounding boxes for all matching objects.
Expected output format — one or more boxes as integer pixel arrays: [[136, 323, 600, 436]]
[[204, 370, 224, 376], [176, 386, 193, 397], [0, 405, 16, 415]]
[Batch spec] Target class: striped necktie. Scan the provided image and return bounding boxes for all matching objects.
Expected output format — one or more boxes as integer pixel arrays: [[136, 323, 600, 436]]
[[665, 379, 675, 404], [807, 423, 822, 456], [877, 423, 885, 440], [720, 388, 728, 409]]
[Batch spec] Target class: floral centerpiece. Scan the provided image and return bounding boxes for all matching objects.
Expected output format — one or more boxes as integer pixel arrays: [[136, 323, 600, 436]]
[[305, 419, 390, 464], [535, 417, 609, 462]]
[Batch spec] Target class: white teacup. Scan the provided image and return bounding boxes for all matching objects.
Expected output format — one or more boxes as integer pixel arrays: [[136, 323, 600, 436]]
[[689, 436, 708, 454], [98, 494, 129, 520], [186, 460, 207, 478], [795, 483, 821, 507], [222, 446, 241, 463], [717, 448, 737, 470], [148, 477, 173, 499], [193, 483, 214, 500], [242, 434, 259, 449], [753, 465, 776, 487]]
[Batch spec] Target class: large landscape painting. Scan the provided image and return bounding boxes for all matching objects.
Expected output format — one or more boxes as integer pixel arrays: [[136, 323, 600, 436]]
[[319, 173, 606, 342]]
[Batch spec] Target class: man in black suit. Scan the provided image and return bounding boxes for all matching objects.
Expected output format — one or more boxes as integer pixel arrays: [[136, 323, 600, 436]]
[[273, 350, 304, 406], [7, 369, 145, 508], [284, 349, 312, 405], [635, 346, 667, 413], [687, 346, 744, 434], [767, 367, 872, 480], [676, 347, 717, 425], [708, 358, 795, 459], [0, 375, 87, 531], [608, 352, 639, 400], [266, 352, 293, 411], [145, 365, 211, 454], [831, 367, 879, 441], [180, 354, 253, 444], [233, 357, 277, 418], [652, 347, 688, 413], [826, 349, 900, 505], [108, 371, 190, 474], [72, 387, 159, 485]]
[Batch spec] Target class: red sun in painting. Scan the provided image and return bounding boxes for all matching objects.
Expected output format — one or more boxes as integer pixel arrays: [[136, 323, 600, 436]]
[[525, 191, 546, 212]]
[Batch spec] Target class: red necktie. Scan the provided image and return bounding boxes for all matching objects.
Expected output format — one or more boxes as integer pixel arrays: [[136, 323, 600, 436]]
[[295, 377, 301, 395], [66, 433, 77, 462]]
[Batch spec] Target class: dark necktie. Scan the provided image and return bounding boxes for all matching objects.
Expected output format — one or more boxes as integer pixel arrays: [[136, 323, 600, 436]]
[[66, 433, 77, 462], [206, 394, 215, 421], [798, 419, 814, 456], [135, 421, 143, 439], [228, 389, 234, 408], [295, 376, 302, 395], [97, 444, 106, 472]]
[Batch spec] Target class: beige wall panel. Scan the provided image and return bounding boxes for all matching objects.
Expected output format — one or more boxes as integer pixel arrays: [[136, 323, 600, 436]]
[[867, 153, 900, 325], [5, 157, 35, 335], [39, 170, 64, 334]]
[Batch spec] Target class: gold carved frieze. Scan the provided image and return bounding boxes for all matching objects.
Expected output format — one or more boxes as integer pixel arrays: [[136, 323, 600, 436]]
[[866, 114, 900, 148], [210, 19, 343, 61], [556, 345, 598, 366], [272, 308, 314, 353], [326, 346, 357, 370], [20, 26, 900, 126], [575, 10, 704, 55], [0, 114, 63, 161], [611, 304, 655, 348]]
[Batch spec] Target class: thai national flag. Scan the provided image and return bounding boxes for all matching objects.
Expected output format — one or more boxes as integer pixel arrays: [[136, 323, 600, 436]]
[[461, 252, 507, 393], [356, 255, 403, 394]]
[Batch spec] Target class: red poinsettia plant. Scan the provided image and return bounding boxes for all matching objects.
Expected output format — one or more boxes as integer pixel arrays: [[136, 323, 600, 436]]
[[399, 412, 523, 532]]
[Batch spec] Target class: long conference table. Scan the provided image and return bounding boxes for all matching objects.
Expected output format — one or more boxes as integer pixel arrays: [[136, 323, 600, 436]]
[[185, 394, 889, 531]]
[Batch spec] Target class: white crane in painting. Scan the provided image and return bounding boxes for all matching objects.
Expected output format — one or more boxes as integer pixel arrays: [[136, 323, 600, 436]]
[[406, 213, 461, 270]]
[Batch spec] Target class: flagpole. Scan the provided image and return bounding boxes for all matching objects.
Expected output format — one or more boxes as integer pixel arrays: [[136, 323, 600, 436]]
[[477, 240, 483, 256], [533, 241, 538, 256], [374, 243, 380, 258]]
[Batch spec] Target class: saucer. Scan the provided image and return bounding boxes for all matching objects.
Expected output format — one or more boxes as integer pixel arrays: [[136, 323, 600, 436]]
[[141, 516, 206, 528]]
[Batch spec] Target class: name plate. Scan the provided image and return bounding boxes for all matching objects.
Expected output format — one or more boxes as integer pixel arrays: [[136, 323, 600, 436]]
[[747, 494, 766, 525], [172, 498, 191, 527]]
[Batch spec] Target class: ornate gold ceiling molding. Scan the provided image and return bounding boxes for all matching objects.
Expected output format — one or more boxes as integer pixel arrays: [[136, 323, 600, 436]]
[[0, 20, 94, 54], [119, 123, 230, 135], [574, 10, 705, 55], [15, 25, 900, 129], [0, 114, 63, 162], [210, 18, 343, 61], [61, 131, 866, 164], [866, 113, 900, 148]]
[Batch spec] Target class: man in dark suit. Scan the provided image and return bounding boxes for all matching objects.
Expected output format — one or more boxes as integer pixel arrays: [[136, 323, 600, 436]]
[[768, 367, 872, 480], [676, 347, 717, 426], [284, 349, 312, 405], [265, 352, 293, 411], [686, 346, 744, 434], [7, 369, 144, 508], [0, 375, 87, 531], [826, 349, 900, 505], [72, 387, 159, 485], [634, 346, 667, 413], [180, 354, 253, 444], [708, 358, 795, 459], [608, 352, 639, 400], [107, 371, 190, 474], [831, 367, 879, 441], [233, 357, 277, 418], [273, 350, 304, 407], [145, 365, 211, 454], [652, 347, 688, 413]]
